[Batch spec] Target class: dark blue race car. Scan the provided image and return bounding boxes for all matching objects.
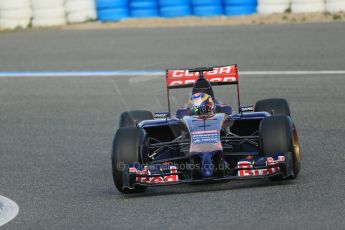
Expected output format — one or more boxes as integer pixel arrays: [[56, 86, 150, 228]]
[[111, 65, 301, 193]]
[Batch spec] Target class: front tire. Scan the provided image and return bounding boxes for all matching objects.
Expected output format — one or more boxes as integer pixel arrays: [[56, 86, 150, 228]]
[[111, 127, 147, 193], [260, 115, 301, 180], [260, 116, 292, 155]]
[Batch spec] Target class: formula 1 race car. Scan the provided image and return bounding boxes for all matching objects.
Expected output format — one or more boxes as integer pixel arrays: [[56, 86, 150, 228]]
[[111, 65, 301, 193]]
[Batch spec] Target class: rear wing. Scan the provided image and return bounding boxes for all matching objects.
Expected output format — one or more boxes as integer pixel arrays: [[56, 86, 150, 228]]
[[166, 65, 239, 89], [165, 65, 241, 116]]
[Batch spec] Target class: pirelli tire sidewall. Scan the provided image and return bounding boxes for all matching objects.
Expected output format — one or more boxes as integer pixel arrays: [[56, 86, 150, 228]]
[[260, 115, 293, 155], [259, 115, 300, 179], [111, 127, 147, 193]]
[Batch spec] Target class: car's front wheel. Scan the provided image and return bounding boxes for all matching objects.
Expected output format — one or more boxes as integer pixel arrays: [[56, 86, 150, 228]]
[[259, 115, 301, 180], [111, 127, 147, 193]]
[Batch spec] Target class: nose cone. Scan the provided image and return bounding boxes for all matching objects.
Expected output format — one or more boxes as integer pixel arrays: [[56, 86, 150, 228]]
[[203, 166, 213, 177], [201, 152, 215, 178]]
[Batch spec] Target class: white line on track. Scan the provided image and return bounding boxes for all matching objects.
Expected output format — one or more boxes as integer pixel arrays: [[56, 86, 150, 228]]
[[240, 70, 345, 75], [0, 195, 19, 227], [0, 70, 164, 78], [0, 70, 344, 78]]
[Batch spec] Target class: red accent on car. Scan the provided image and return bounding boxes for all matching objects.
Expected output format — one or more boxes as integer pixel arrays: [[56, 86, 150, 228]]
[[166, 65, 238, 88]]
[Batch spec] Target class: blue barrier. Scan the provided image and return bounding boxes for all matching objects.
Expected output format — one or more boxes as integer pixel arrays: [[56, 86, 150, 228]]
[[191, 0, 221, 6], [96, 0, 128, 10], [224, 0, 257, 16], [131, 8, 159, 17], [191, 0, 222, 16], [160, 5, 191, 17], [159, 0, 190, 7], [96, 0, 129, 21], [193, 5, 223, 16], [97, 8, 129, 21], [224, 0, 257, 6], [130, 0, 158, 8], [224, 6, 256, 16], [130, 0, 159, 18], [95, 0, 258, 21], [159, 0, 191, 18]]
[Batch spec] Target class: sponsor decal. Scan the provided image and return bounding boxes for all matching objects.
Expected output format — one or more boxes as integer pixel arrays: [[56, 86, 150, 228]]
[[168, 77, 237, 87], [237, 161, 253, 177], [129, 166, 178, 184], [190, 130, 222, 152], [184, 114, 224, 152], [239, 106, 254, 113], [154, 112, 169, 119], [191, 130, 219, 145], [237, 156, 281, 177], [192, 130, 219, 144], [166, 66, 238, 87], [266, 157, 280, 174], [171, 66, 234, 78], [278, 155, 285, 162]]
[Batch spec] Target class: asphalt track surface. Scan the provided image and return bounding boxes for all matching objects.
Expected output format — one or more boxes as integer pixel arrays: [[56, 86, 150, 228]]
[[0, 23, 345, 229]]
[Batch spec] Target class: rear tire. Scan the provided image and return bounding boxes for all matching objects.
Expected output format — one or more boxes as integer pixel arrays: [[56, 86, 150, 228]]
[[260, 115, 300, 180], [119, 110, 154, 128], [111, 127, 147, 193], [255, 98, 290, 116]]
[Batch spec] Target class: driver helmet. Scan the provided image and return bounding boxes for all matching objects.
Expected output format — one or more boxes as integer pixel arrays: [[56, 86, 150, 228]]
[[190, 92, 215, 115]]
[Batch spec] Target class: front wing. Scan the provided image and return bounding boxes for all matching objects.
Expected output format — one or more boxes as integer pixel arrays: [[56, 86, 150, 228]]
[[121, 152, 294, 190]]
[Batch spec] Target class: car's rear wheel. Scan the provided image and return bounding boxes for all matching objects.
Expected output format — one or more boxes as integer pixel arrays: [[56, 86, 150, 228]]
[[255, 98, 290, 116], [111, 127, 147, 193], [119, 110, 154, 128], [260, 115, 300, 180]]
